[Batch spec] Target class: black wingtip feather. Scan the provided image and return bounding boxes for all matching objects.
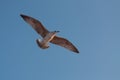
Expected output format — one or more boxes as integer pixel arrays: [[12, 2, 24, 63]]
[[20, 14, 29, 19], [74, 49, 79, 53], [20, 14, 24, 17]]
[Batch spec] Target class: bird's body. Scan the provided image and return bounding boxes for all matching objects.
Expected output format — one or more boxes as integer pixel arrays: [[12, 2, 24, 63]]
[[36, 31, 59, 49], [20, 14, 79, 53]]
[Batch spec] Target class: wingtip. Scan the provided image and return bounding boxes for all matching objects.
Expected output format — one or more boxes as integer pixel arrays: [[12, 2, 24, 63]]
[[73, 46, 79, 53], [75, 50, 80, 53], [20, 14, 24, 17], [20, 14, 28, 19]]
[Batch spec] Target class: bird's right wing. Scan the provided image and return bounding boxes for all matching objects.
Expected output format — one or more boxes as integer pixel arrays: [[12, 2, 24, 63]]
[[50, 36, 79, 53], [20, 14, 49, 38]]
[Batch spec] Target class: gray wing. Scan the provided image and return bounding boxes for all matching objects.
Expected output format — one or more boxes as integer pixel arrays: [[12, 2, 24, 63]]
[[50, 36, 79, 53], [20, 14, 49, 38]]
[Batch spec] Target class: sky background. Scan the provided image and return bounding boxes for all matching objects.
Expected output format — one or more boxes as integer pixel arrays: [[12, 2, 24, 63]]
[[0, 0, 120, 80]]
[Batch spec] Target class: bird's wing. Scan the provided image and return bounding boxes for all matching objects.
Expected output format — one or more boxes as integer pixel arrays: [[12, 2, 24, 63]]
[[50, 36, 79, 53], [20, 14, 49, 38]]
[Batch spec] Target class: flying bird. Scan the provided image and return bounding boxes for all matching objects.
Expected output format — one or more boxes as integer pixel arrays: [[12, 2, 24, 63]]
[[20, 14, 79, 53]]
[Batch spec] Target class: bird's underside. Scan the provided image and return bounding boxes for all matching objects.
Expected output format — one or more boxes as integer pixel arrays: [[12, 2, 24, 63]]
[[36, 31, 59, 49], [20, 14, 79, 53]]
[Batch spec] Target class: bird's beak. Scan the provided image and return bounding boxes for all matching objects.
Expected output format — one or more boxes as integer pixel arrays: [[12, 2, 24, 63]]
[[55, 31, 60, 33]]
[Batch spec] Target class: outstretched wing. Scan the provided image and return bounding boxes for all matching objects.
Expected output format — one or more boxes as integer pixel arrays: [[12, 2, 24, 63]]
[[50, 36, 79, 53], [20, 14, 49, 38]]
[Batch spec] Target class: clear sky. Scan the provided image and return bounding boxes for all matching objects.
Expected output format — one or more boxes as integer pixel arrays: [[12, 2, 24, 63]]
[[0, 0, 120, 80]]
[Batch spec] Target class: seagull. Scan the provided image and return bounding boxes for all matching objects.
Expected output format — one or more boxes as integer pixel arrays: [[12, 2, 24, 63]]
[[20, 14, 79, 53]]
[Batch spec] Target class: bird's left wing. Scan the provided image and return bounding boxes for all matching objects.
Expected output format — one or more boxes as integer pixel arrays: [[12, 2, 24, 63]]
[[20, 14, 49, 38]]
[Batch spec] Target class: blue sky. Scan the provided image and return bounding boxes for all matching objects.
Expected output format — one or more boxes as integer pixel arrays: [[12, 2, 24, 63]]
[[0, 0, 120, 80]]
